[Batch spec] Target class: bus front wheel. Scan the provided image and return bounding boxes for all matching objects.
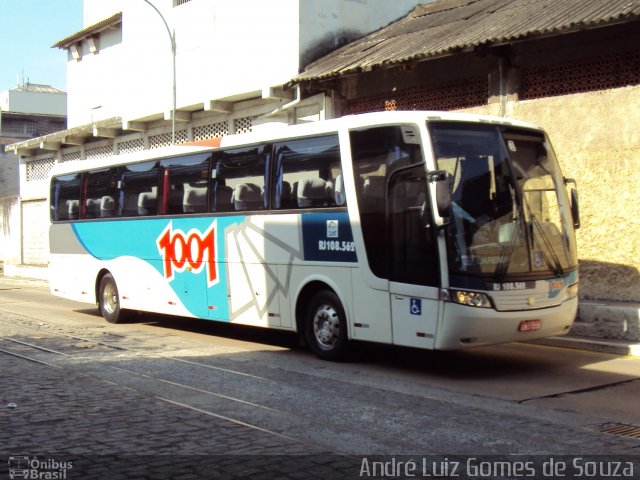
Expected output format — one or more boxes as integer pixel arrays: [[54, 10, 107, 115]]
[[98, 273, 124, 323], [305, 290, 349, 361]]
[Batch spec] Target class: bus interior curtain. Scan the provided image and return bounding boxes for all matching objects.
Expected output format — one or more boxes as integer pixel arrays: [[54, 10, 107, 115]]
[[274, 152, 284, 208], [263, 152, 272, 209]]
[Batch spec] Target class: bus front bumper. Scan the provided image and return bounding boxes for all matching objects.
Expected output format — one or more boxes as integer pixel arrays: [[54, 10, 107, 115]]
[[434, 297, 578, 350]]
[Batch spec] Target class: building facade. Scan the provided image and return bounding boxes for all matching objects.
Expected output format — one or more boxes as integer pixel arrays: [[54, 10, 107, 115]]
[[0, 83, 67, 197], [0, 83, 67, 269]]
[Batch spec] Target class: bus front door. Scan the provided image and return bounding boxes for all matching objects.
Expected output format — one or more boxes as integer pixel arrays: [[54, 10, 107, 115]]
[[388, 166, 441, 349]]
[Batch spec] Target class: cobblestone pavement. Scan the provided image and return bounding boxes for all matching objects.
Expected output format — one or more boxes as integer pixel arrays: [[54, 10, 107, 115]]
[[0, 311, 368, 479], [1, 353, 319, 455]]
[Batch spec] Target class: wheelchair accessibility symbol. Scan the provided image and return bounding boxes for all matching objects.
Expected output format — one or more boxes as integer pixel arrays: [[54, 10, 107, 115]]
[[410, 298, 422, 316]]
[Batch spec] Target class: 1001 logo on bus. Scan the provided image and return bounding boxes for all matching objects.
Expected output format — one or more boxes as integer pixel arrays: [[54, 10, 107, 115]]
[[156, 221, 219, 286]]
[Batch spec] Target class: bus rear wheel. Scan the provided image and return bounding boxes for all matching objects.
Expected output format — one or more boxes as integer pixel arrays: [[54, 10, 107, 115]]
[[305, 290, 349, 361], [98, 273, 125, 323]]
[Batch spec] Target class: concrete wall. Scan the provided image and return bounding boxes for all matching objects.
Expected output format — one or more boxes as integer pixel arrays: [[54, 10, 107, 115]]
[[0, 152, 19, 198], [0, 90, 67, 116], [21, 199, 49, 266], [0, 196, 21, 265], [507, 88, 640, 302], [67, 0, 423, 127]]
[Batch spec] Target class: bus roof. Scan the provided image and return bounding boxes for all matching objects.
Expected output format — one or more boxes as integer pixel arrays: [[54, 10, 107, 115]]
[[49, 110, 543, 177]]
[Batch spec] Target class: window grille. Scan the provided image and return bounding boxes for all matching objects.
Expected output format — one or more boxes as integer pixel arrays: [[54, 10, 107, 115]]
[[118, 138, 145, 154], [86, 145, 114, 160], [61, 151, 82, 163], [194, 121, 229, 141], [345, 77, 487, 115], [521, 50, 640, 100], [5, 120, 37, 135], [174, 0, 192, 6], [234, 117, 253, 134], [149, 130, 188, 149], [26, 158, 55, 182]]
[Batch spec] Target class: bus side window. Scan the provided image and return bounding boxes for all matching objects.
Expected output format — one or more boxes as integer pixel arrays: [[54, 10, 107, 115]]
[[83, 169, 117, 219], [273, 135, 341, 210], [116, 161, 160, 217], [160, 153, 211, 215], [213, 147, 266, 212], [51, 174, 82, 221]]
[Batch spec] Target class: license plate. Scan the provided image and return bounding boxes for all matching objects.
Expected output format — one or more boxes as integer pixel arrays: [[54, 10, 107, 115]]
[[518, 319, 542, 332]]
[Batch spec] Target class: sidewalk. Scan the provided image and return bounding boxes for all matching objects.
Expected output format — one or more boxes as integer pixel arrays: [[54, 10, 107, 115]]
[[2, 264, 639, 357], [531, 299, 640, 357]]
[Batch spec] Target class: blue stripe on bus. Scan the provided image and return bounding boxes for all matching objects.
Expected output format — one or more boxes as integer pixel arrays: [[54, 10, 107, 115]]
[[73, 216, 242, 319], [71, 211, 356, 320]]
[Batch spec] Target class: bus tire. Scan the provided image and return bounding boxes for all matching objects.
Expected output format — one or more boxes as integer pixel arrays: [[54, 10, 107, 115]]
[[98, 273, 125, 323], [305, 290, 349, 361]]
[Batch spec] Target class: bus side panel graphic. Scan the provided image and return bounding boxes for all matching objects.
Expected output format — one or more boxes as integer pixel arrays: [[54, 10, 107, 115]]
[[70, 212, 355, 321]]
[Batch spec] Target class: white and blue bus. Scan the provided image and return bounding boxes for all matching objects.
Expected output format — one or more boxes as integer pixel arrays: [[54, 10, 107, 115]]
[[48, 111, 580, 360]]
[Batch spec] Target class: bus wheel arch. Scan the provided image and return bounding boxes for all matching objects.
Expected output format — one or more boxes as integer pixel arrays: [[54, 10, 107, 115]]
[[295, 281, 350, 361], [96, 270, 125, 323]]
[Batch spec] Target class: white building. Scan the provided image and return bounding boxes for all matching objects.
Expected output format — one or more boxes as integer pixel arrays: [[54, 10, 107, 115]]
[[5, 0, 422, 277]]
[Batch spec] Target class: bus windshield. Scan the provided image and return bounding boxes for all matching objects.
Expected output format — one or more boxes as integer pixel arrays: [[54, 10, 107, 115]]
[[429, 122, 578, 280]]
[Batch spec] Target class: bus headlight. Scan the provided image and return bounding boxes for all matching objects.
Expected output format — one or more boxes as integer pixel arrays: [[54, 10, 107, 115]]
[[451, 290, 493, 308], [566, 283, 578, 300]]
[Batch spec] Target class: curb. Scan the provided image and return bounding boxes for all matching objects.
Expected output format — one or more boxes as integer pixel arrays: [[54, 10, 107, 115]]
[[528, 335, 640, 357]]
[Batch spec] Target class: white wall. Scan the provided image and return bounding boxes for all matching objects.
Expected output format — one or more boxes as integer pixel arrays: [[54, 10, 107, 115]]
[[66, 25, 123, 126], [0, 90, 67, 116], [67, 0, 424, 127], [69, 0, 302, 126]]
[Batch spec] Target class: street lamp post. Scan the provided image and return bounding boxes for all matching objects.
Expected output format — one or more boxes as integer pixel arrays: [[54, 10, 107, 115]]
[[142, 0, 176, 145]]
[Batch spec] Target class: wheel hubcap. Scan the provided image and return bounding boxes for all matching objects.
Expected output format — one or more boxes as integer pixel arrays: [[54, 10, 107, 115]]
[[102, 283, 117, 315], [313, 304, 340, 349]]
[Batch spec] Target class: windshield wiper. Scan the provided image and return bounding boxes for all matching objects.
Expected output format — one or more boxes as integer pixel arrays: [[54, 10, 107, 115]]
[[528, 212, 564, 276], [495, 186, 521, 281], [495, 217, 520, 282], [520, 194, 565, 276]]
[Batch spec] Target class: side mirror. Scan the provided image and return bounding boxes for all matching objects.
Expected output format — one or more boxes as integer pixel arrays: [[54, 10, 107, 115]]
[[428, 170, 451, 222], [564, 178, 580, 229]]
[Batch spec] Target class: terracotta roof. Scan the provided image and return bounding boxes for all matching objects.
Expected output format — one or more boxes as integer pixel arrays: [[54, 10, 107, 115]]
[[52, 12, 122, 49], [292, 0, 640, 84]]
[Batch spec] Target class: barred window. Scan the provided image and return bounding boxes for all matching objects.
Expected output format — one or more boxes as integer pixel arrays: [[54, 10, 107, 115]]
[[26, 158, 55, 182], [149, 130, 188, 149], [521, 50, 640, 100], [234, 117, 253, 134], [345, 77, 487, 115]]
